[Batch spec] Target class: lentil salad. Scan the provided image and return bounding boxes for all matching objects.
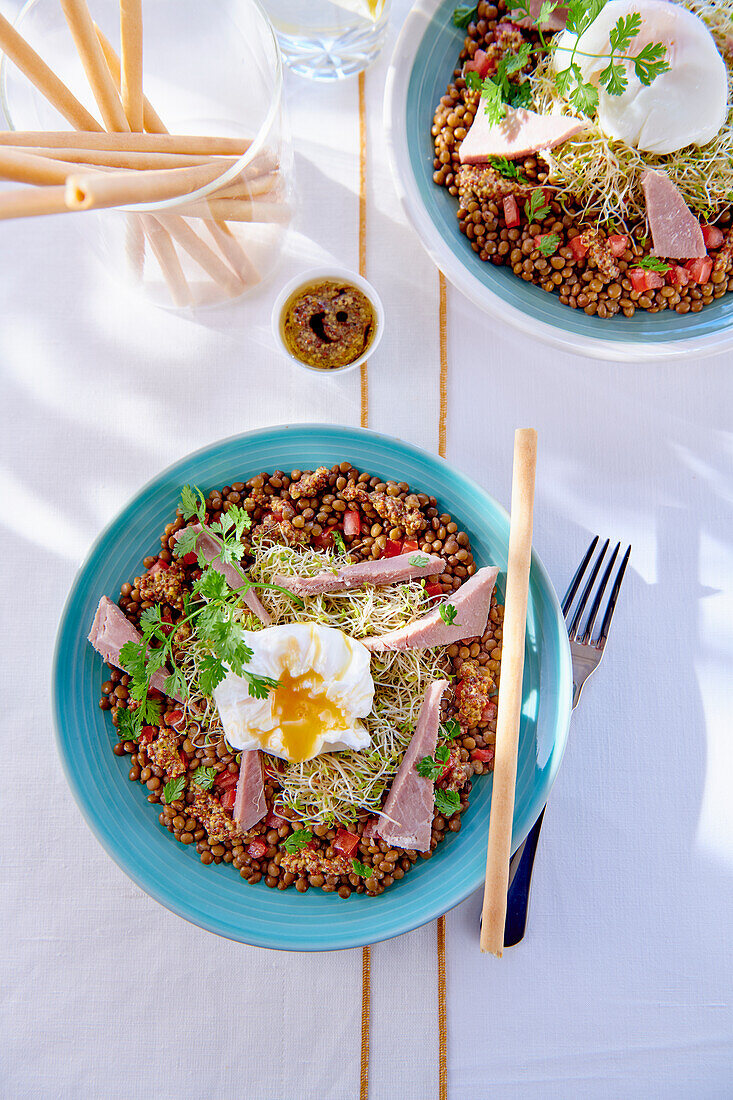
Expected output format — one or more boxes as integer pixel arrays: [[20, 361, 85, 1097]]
[[98, 464, 504, 900]]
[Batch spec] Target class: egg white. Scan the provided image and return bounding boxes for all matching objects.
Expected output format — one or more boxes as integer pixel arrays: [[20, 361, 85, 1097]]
[[212, 623, 374, 762]]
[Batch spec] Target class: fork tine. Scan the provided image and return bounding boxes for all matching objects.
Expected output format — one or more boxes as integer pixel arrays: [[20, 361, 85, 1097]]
[[568, 539, 609, 639], [579, 542, 619, 643], [597, 545, 631, 647], [562, 535, 599, 618]]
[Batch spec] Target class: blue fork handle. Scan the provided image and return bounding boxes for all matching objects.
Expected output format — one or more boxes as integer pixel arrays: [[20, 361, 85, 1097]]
[[504, 806, 546, 947]]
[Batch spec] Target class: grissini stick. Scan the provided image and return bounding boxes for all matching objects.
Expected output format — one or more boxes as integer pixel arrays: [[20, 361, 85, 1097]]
[[0, 185, 69, 220], [0, 148, 88, 185], [0, 12, 102, 131], [204, 219, 259, 285], [0, 146, 237, 170], [160, 215, 245, 298], [181, 198, 291, 223], [213, 173, 280, 200], [0, 131, 251, 156], [119, 0, 143, 131], [60, 0, 129, 132], [480, 428, 537, 957], [140, 214, 191, 307], [94, 22, 167, 134], [65, 161, 225, 209]]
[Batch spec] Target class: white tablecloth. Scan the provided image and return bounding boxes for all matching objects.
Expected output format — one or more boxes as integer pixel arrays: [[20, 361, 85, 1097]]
[[2, 2, 732, 1096]]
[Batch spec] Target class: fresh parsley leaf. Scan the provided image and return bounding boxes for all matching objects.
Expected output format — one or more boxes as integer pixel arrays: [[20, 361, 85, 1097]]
[[464, 69, 482, 92], [524, 188, 551, 223], [438, 602, 458, 626], [281, 829, 313, 854], [609, 11, 641, 51], [352, 858, 374, 879], [637, 255, 670, 272], [164, 668, 188, 702], [117, 706, 141, 741], [333, 530, 347, 555], [440, 718, 461, 741], [553, 65, 576, 98], [180, 484, 206, 523], [139, 604, 165, 642], [566, 0, 606, 37], [198, 653, 227, 697], [633, 42, 670, 86], [537, 232, 560, 256], [140, 697, 161, 726], [435, 743, 450, 763], [408, 553, 430, 568], [191, 766, 216, 791], [195, 566, 229, 603], [416, 755, 443, 781], [507, 79, 533, 110], [172, 525, 200, 563], [163, 775, 186, 804], [452, 3, 478, 27], [490, 156, 527, 183], [569, 80, 599, 116], [119, 640, 148, 685], [246, 673, 279, 700], [480, 77, 505, 125], [598, 59, 627, 97], [434, 788, 461, 816], [508, 0, 531, 16], [500, 43, 532, 78], [537, 0, 559, 24]]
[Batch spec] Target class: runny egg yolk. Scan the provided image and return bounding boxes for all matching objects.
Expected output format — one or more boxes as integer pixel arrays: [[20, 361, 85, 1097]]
[[263, 669, 347, 763]]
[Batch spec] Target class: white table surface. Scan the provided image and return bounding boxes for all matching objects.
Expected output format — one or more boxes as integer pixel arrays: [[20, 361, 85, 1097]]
[[2, 2, 732, 1097]]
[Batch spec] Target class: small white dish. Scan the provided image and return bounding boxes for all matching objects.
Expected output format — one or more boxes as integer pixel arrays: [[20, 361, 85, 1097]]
[[271, 267, 384, 375]]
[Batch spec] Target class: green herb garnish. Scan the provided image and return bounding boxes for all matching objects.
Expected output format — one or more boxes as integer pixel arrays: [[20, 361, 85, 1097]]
[[416, 755, 443, 781], [452, 3, 478, 28], [408, 553, 430, 567], [440, 718, 461, 741], [536, 232, 560, 257], [352, 858, 374, 878], [281, 829, 313, 854], [636, 255, 670, 272], [434, 789, 461, 816], [117, 706, 142, 742], [190, 766, 216, 791], [438, 602, 458, 626], [435, 743, 450, 764], [525, 188, 551, 223], [163, 775, 186, 804], [490, 156, 528, 184], [333, 530, 347, 555]]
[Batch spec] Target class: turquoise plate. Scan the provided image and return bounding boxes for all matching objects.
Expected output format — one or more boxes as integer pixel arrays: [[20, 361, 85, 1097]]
[[53, 424, 572, 951], [385, 0, 733, 361]]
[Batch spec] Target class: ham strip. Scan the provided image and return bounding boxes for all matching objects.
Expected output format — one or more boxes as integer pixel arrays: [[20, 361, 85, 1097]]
[[459, 106, 584, 164], [174, 523, 271, 625], [87, 595, 185, 702], [363, 566, 499, 653], [378, 680, 449, 851], [272, 552, 446, 598], [641, 169, 706, 259], [233, 750, 267, 832], [513, 0, 567, 31]]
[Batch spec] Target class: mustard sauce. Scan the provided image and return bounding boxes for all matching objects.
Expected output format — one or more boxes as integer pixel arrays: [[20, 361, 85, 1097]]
[[281, 279, 376, 369]]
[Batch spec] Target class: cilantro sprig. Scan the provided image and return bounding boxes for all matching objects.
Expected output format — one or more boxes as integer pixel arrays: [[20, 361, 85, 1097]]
[[408, 553, 430, 568], [352, 858, 374, 879], [636, 255, 670, 272], [438, 602, 458, 627], [281, 829, 313, 854], [435, 789, 461, 817], [163, 775, 186, 804], [525, 189, 551, 224], [191, 766, 217, 791], [452, 4, 478, 28], [536, 233, 560, 257]]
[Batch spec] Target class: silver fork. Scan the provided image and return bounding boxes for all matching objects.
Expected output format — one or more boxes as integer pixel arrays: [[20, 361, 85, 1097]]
[[502, 536, 631, 947]]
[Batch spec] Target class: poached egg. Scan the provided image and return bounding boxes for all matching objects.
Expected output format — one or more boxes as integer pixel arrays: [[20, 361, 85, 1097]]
[[554, 0, 728, 154], [213, 623, 374, 763]]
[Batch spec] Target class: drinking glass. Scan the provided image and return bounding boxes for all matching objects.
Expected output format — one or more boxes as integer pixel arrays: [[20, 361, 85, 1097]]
[[261, 0, 390, 80]]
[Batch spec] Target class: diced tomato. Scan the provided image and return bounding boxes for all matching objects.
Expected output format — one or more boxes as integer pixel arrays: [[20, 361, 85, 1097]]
[[313, 530, 334, 551], [220, 788, 236, 810], [165, 709, 184, 730], [247, 838, 268, 860], [148, 559, 168, 575], [685, 256, 713, 285], [266, 510, 283, 524], [464, 48, 493, 79], [384, 539, 403, 558], [305, 839, 320, 852], [503, 195, 520, 229], [426, 582, 444, 599], [139, 726, 156, 744], [666, 265, 690, 287], [214, 770, 239, 791], [402, 539, 419, 554], [568, 234, 589, 260], [438, 762, 454, 784], [454, 680, 464, 701], [265, 810, 287, 829], [180, 551, 198, 566], [628, 268, 664, 292], [471, 747, 495, 763], [701, 224, 724, 249], [333, 827, 360, 857], [343, 511, 361, 538], [179, 751, 188, 770], [608, 234, 628, 257], [482, 700, 498, 721]]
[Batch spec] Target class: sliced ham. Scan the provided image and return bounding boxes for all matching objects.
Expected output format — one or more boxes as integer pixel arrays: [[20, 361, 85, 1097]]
[[641, 169, 706, 259], [513, 0, 567, 31], [174, 523, 271, 625], [459, 106, 584, 164], [362, 566, 500, 653], [233, 750, 267, 832], [361, 816, 381, 841], [377, 681, 449, 852], [87, 595, 184, 702], [272, 552, 446, 598]]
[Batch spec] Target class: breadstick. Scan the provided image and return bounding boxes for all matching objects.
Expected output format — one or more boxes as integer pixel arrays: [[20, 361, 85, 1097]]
[[119, 0, 143, 131], [94, 22, 167, 134], [65, 161, 224, 210], [160, 216, 244, 297], [212, 173, 280, 201], [140, 214, 191, 307], [0, 148, 86, 186], [183, 198, 291, 223], [0, 130, 251, 156], [0, 146, 237, 170], [0, 12, 102, 131], [480, 428, 537, 957], [203, 219, 259, 285], [60, 0, 129, 132], [0, 185, 70, 220]]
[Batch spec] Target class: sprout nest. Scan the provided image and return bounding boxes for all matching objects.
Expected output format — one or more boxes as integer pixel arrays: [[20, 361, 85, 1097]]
[[530, 0, 733, 226]]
